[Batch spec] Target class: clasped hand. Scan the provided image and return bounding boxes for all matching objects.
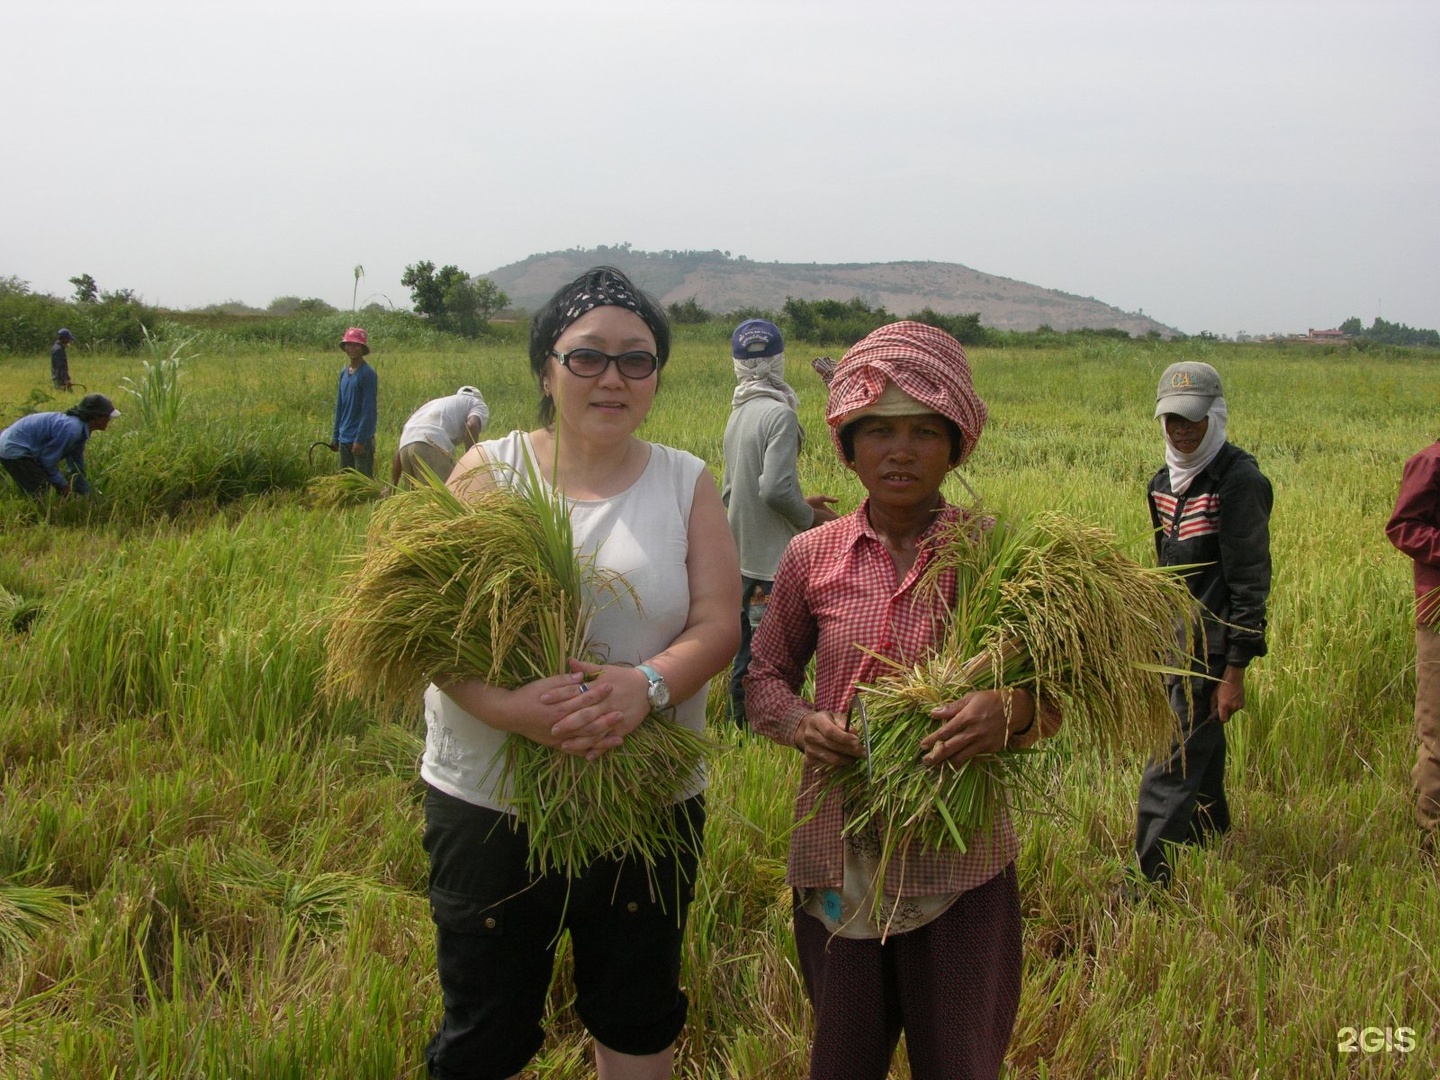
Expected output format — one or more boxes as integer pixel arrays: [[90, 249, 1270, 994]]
[[520, 658, 651, 760], [795, 689, 1034, 769]]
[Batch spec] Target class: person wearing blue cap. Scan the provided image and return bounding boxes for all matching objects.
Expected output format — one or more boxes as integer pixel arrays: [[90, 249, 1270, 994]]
[[51, 329, 76, 391], [721, 318, 837, 729], [0, 393, 119, 498]]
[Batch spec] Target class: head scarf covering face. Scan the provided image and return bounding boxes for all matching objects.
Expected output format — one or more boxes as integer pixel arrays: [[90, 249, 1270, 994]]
[[1163, 397, 1228, 495], [826, 321, 987, 465], [731, 352, 800, 412], [546, 267, 665, 354]]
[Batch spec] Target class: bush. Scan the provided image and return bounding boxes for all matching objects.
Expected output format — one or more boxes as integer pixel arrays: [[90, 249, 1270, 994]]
[[0, 283, 158, 355], [907, 307, 989, 347], [667, 297, 713, 325]]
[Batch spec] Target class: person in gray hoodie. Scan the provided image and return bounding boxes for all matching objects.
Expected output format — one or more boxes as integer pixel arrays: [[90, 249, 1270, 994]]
[[721, 319, 837, 728]]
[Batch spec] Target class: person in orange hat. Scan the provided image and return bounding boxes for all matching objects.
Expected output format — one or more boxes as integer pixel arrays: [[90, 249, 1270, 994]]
[[331, 327, 377, 477]]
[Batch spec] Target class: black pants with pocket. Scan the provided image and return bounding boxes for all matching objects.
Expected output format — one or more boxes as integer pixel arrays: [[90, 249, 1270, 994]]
[[422, 785, 704, 1080]]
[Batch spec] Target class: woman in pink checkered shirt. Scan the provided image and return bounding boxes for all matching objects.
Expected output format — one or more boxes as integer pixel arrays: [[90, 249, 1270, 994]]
[[746, 321, 1061, 1080]]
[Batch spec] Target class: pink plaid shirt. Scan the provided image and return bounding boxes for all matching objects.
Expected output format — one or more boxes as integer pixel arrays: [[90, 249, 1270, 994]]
[[746, 500, 1017, 896]]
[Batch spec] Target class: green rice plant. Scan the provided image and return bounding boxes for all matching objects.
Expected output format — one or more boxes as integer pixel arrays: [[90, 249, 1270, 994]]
[[835, 509, 1194, 880], [120, 325, 191, 429], [0, 583, 42, 633], [306, 469, 385, 508], [324, 464, 711, 878], [0, 883, 77, 955]]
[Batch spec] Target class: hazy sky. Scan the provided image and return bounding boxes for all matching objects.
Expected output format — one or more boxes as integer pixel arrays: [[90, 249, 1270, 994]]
[[3, 0, 1436, 336]]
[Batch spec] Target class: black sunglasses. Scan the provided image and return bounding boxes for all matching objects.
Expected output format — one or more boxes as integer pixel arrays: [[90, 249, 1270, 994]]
[[552, 348, 659, 380]]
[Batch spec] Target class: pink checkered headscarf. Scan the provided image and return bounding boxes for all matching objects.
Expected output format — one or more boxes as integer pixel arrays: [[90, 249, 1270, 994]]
[[825, 321, 988, 465]]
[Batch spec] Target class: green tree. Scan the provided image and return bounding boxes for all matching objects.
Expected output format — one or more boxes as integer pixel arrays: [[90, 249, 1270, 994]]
[[400, 261, 509, 338], [69, 273, 98, 304], [667, 297, 712, 325], [908, 307, 988, 346]]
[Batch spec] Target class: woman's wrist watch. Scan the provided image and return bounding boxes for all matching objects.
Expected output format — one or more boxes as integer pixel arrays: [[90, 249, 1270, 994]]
[[636, 664, 671, 710]]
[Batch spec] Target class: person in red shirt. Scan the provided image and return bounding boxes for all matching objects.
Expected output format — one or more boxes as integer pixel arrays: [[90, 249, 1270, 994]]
[[746, 321, 1060, 1080], [1385, 440, 1440, 860]]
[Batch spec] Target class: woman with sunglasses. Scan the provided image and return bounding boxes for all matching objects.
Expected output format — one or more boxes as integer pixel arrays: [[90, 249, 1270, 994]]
[[420, 267, 740, 1080]]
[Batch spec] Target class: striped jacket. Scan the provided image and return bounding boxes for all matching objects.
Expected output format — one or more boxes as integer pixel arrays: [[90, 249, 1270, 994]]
[[1148, 441, 1273, 667]]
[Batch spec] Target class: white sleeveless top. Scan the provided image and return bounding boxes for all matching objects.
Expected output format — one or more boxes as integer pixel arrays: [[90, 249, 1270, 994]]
[[421, 430, 710, 811]]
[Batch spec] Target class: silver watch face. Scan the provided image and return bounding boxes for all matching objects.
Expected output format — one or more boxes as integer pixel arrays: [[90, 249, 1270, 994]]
[[642, 667, 671, 709]]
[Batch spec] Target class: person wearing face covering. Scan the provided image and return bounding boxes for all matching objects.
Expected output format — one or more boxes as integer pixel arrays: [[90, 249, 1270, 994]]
[[1133, 361, 1273, 887], [721, 319, 837, 728]]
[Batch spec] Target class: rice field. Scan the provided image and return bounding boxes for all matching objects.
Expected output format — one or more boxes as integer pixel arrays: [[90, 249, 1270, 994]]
[[1, 332, 1437, 1078]]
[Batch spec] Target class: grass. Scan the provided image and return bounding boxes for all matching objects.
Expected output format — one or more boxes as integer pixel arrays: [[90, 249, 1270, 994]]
[[1, 336, 1437, 1076]]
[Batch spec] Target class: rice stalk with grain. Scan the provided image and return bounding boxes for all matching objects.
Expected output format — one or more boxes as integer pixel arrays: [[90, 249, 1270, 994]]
[[834, 508, 1196, 879], [324, 464, 709, 877]]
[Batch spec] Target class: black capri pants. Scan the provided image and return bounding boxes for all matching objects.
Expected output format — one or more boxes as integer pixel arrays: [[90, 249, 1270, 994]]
[[422, 784, 704, 1080]]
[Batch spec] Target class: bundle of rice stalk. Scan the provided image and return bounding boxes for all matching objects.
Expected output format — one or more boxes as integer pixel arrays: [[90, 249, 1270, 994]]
[[835, 508, 1195, 871], [0, 584, 43, 634], [323, 464, 709, 878], [307, 469, 384, 508]]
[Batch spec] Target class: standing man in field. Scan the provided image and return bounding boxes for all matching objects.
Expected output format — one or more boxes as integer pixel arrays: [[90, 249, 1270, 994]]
[[721, 318, 837, 729], [332, 327, 377, 478], [1384, 442, 1440, 861], [390, 385, 489, 489], [51, 328, 77, 391], [1134, 362, 1272, 887]]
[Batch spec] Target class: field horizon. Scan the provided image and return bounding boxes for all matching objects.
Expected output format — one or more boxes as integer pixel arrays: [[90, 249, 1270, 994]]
[[1, 334, 1436, 1078]]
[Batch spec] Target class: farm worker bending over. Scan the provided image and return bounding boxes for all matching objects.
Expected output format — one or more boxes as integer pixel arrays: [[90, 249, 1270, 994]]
[[720, 318, 837, 729], [0, 393, 119, 498], [746, 322, 1061, 1080], [1133, 361, 1273, 887], [390, 385, 490, 489], [1384, 440, 1440, 861], [51, 328, 76, 390], [332, 327, 378, 478]]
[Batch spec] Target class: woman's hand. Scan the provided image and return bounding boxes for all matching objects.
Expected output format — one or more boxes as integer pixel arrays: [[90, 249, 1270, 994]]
[[544, 658, 650, 759], [439, 666, 627, 761], [795, 709, 866, 769], [919, 688, 1035, 766]]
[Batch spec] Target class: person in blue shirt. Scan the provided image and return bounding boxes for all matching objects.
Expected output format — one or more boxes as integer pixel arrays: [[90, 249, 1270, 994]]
[[331, 327, 378, 477], [0, 393, 119, 497]]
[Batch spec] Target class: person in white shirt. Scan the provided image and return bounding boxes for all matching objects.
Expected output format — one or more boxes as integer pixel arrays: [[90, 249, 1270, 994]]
[[390, 386, 490, 488]]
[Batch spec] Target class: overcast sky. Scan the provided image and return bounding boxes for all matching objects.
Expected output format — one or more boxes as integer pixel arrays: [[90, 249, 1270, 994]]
[[3, 0, 1436, 336]]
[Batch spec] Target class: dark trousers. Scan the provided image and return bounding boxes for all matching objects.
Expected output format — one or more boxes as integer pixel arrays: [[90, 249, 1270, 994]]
[[338, 440, 375, 478], [728, 575, 770, 728], [423, 787, 703, 1080], [793, 864, 1022, 1080], [1, 457, 52, 496], [1135, 659, 1231, 884]]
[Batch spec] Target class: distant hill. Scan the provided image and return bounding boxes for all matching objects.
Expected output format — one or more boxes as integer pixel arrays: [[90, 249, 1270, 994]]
[[484, 245, 1180, 337]]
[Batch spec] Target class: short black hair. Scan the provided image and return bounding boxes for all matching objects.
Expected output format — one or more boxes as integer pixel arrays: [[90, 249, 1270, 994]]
[[528, 266, 670, 427]]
